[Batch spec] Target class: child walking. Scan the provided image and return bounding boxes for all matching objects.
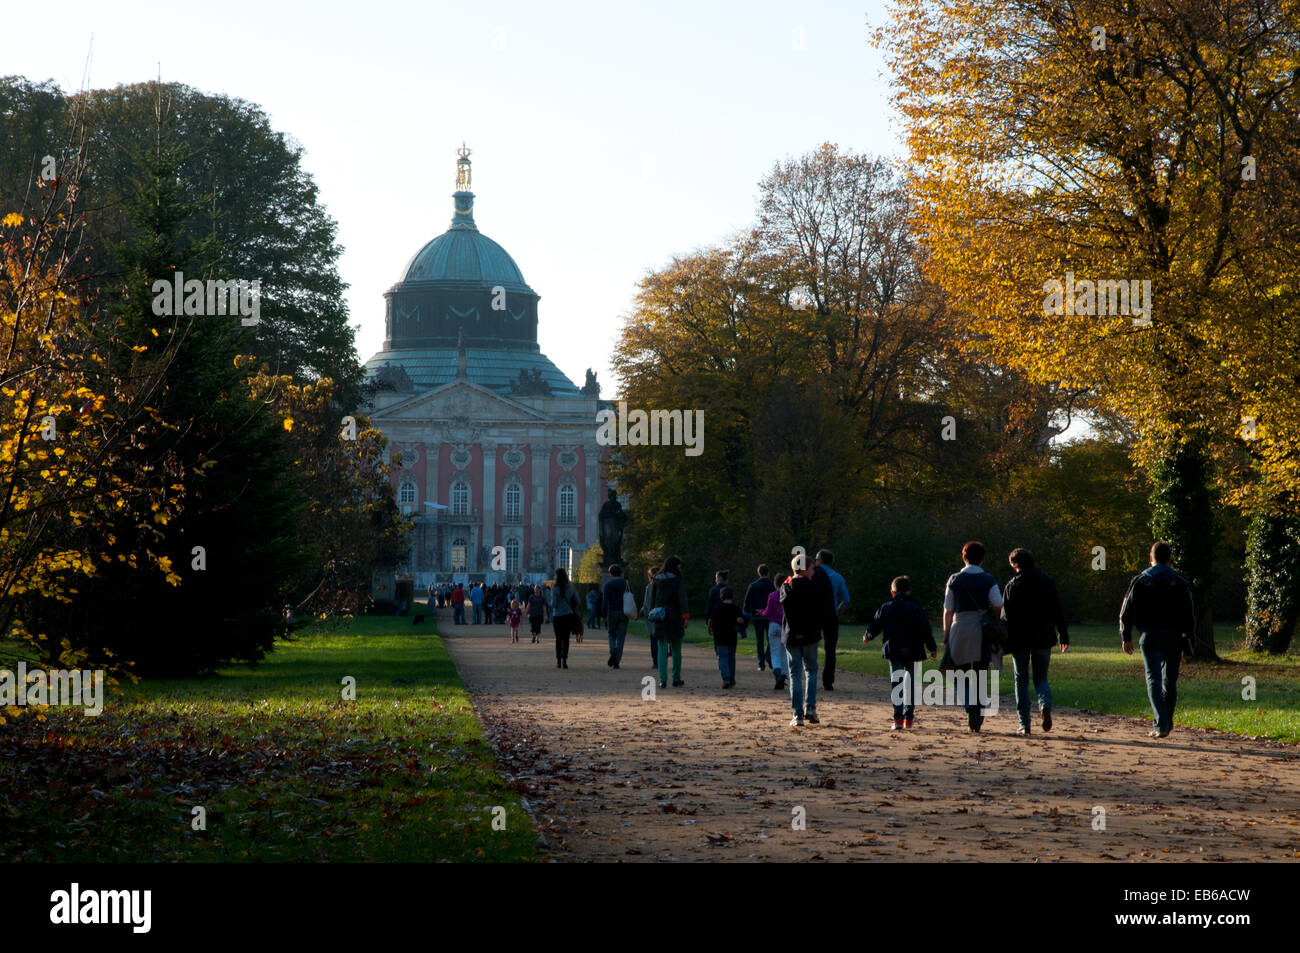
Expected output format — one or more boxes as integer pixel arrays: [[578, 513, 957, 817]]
[[508, 599, 522, 643], [707, 586, 746, 688]]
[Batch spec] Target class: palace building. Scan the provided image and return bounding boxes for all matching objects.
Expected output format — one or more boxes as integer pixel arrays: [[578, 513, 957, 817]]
[[362, 146, 605, 591]]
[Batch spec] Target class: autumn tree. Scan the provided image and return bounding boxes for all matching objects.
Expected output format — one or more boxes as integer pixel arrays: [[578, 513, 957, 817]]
[[0, 112, 185, 700], [880, 0, 1300, 655]]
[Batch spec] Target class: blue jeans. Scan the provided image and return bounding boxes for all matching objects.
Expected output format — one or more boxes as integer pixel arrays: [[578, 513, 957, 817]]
[[889, 659, 920, 721], [1139, 631, 1182, 732], [1012, 648, 1053, 729], [787, 642, 818, 716], [453, 604, 465, 624], [472, 604, 482, 624], [715, 644, 736, 683], [607, 613, 628, 663], [767, 624, 786, 675]]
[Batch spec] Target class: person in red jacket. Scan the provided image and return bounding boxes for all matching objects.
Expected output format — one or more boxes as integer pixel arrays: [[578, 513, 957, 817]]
[[450, 584, 466, 625]]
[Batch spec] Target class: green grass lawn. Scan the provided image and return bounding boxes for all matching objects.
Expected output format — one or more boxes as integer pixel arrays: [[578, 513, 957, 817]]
[[0, 612, 536, 862], [678, 621, 1300, 742]]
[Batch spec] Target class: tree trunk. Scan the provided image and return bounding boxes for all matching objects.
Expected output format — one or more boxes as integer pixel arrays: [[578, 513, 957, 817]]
[[1244, 496, 1300, 654], [1149, 435, 1218, 659]]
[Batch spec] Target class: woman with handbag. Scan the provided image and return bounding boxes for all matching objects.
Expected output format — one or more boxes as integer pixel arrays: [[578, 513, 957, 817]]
[[647, 555, 689, 689], [551, 567, 583, 669], [941, 541, 1004, 733]]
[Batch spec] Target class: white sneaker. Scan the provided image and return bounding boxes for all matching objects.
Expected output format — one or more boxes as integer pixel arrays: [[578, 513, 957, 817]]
[[790, 715, 804, 727]]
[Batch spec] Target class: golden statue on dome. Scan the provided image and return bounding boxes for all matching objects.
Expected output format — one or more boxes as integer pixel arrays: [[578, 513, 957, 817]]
[[456, 143, 472, 191]]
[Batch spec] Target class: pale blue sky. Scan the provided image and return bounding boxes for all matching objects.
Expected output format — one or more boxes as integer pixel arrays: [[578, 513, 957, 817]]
[[11, 0, 902, 393]]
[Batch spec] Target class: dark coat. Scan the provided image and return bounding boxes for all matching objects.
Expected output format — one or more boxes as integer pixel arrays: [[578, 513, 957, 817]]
[[1119, 563, 1196, 645], [866, 594, 936, 662], [812, 565, 838, 632], [648, 571, 689, 640], [780, 575, 822, 646], [743, 576, 776, 618], [1002, 568, 1069, 652]]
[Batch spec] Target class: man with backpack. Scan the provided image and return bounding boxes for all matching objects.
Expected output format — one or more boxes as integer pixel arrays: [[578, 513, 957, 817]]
[[1120, 541, 1197, 739]]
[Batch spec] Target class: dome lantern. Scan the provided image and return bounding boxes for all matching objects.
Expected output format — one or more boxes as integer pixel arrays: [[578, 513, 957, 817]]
[[451, 143, 476, 231]]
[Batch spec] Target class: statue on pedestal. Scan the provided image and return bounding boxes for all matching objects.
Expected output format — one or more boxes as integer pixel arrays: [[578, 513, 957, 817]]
[[597, 488, 626, 571]]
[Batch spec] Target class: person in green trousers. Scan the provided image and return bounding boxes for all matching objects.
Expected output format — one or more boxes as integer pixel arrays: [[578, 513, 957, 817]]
[[648, 554, 689, 688]]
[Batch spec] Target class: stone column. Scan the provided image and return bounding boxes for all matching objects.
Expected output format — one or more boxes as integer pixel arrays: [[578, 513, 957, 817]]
[[425, 440, 440, 571], [585, 443, 600, 549], [481, 440, 496, 557], [530, 444, 551, 570]]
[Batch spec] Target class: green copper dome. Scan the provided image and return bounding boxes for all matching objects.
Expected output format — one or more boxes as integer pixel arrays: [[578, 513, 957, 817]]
[[399, 211, 535, 294]]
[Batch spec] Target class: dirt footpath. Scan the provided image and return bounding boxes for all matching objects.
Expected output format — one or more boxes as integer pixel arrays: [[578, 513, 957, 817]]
[[437, 610, 1300, 862]]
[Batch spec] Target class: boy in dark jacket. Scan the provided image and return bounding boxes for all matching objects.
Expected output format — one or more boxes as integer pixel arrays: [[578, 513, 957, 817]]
[[864, 576, 936, 729], [707, 587, 747, 688], [780, 560, 823, 727]]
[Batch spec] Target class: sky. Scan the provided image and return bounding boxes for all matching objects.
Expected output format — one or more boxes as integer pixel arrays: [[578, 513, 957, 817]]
[[10, 0, 904, 394]]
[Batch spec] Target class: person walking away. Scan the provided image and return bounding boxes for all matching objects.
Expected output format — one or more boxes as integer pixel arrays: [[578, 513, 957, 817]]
[[1120, 541, 1196, 739], [705, 570, 728, 622], [507, 599, 522, 643], [586, 585, 600, 632], [527, 585, 547, 643], [451, 583, 466, 625], [942, 541, 1003, 733], [1002, 548, 1069, 735], [744, 564, 776, 671], [708, 587, 746, 688], [813, 550, 850, 691], [644, 568, 660, 668], [764, 584, 787, 690], [648, 555, 689, 688], [551, 568, 583, 669], [469, 583, 484, 625], [603, 565, 631, 669], [864, 575, 936, 729], [780, 559, 822, 726]]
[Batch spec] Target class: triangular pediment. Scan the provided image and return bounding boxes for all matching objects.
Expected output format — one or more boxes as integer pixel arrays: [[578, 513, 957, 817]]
[[373, 379, 551, 425]]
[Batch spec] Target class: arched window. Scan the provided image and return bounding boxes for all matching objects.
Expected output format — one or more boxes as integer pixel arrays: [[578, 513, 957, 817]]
[[505, 537, 520, 573], [398, 481, 416, 516], [555, 539, 572, 573], [451, 537, 468, 572], [452, 481, 470, 516], [557, 483, 576, 523], [504, 482, 521, 522]]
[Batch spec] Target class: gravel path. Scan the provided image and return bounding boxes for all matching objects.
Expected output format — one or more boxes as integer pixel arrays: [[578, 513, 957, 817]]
[[436, 608, 1300, 862]]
